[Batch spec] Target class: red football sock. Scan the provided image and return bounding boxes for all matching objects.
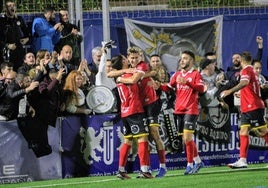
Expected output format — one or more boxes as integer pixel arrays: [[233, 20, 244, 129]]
[[240, 135, 249, 158], [262, 133, 268, 144], [185, 140, 194, 163], [138, 141, 150, 166], [157, 149, 166, 164], [119, 143, 131, 167], [192, 141, 198, 158]]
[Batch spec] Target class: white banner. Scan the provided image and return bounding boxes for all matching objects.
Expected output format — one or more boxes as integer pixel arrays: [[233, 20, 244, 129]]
[[0, 119, 62, 183], [124, 16, 223, 73]]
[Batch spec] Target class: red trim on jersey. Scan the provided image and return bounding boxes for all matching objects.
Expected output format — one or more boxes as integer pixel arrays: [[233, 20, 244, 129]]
[[136, 61, 159, 105], [169, 68, 205, 115], [240, 66, 265, 113], [117, 73, 144, 117]]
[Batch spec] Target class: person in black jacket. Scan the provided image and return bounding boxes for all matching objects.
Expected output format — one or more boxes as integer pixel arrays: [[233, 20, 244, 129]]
[[0, 71, 38, 121], [17, 52, 36, 74], [17, 67, 65, 158], [54, 8, 83, 67], [0, 0, 30, 71]]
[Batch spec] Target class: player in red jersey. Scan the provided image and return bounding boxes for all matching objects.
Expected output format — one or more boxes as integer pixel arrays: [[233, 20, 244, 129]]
[[109, 54, 153, 179], [115, 47, 167, 177], [159, 50, 206, 175], [221, 51, 268, 168]]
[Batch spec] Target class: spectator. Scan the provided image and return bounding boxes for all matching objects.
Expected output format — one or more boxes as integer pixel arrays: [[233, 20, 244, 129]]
[[77, 59, 92, 92], [149, 54, 170, 82], [36, 49, 52, 65], [88, 46, 102, 84], [150, 54, 163, 69], [17, 52, 36, 74], [55, 8, 83, 66], [204, 51, 224, 74], [151, 59, 178, 153], [255, 36, 263, 62], [252, 59, 268, 118], [0, 0, 30, 71], [95, 45, 116, 90], [110, 54, 152, 179], [199, 58, 226, 108], [16, 72, 48, 158], [24, 67, 65, 157], [0, 71, 38, 121], [0, 62, 13, 80], [216, 36, 263, 113], [57, 45, 75, 73], [215, 53, 241, 113], [62, 70, 91, 115], [38, 67, 65, 125], [220, 51, 268, 168], [159, 50, 206, 175], [32, 6, 63, 53]]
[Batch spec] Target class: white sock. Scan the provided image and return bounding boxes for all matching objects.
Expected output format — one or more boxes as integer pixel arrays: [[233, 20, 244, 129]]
[[194, 156, 201, 164], [119, 166, 125, 172], [140, 165, 149, 172], [187, 163, 193, 168], [240, 158, 247, 163], [160, 164, 166, 169]]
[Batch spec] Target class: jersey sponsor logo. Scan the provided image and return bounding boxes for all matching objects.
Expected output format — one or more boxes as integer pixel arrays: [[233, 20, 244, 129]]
[[131, 124, 140, 134]]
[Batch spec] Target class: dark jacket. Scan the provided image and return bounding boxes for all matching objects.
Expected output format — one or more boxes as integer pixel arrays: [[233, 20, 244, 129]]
[[0, 81, 26, 120], [36, 76, 63, 126], [17, 64, 36, 75], [54, 21, 83, 65]]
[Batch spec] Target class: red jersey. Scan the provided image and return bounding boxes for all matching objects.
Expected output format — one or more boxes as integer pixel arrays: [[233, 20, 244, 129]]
[[168, 68, 205, 115], [117, 73, 144, 118], [240, 65, 265, 113], [136, 61, 159, 106]]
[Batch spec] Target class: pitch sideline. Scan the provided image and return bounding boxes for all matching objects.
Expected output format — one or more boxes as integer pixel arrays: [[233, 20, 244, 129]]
[[18, 166, 268, 188]]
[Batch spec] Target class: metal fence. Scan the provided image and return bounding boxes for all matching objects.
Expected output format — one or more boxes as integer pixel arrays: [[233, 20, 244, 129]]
[[1, 0, 268, 22], [2, 0, 268, 13]]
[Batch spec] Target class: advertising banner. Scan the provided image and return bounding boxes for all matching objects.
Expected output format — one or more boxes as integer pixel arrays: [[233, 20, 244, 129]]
[[0, 119, 62, 184], [61, 114, 123, 177], [61, 113, 268, 177]]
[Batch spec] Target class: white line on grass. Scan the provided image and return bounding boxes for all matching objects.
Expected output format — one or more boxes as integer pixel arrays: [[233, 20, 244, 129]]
[[19, 178, 119, 188], [19, 166, 268, 188]]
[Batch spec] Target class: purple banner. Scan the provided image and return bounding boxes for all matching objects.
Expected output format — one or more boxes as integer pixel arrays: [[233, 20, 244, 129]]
[[61, 114, 123, 177], [61, 113, 268, 177]]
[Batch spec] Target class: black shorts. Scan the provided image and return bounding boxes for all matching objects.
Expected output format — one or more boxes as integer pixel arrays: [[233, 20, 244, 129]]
[[144, 99, 161, 125], [174, 114, 198, 132], [122, 113, 149, 138], [240, 108, 266, 128]]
